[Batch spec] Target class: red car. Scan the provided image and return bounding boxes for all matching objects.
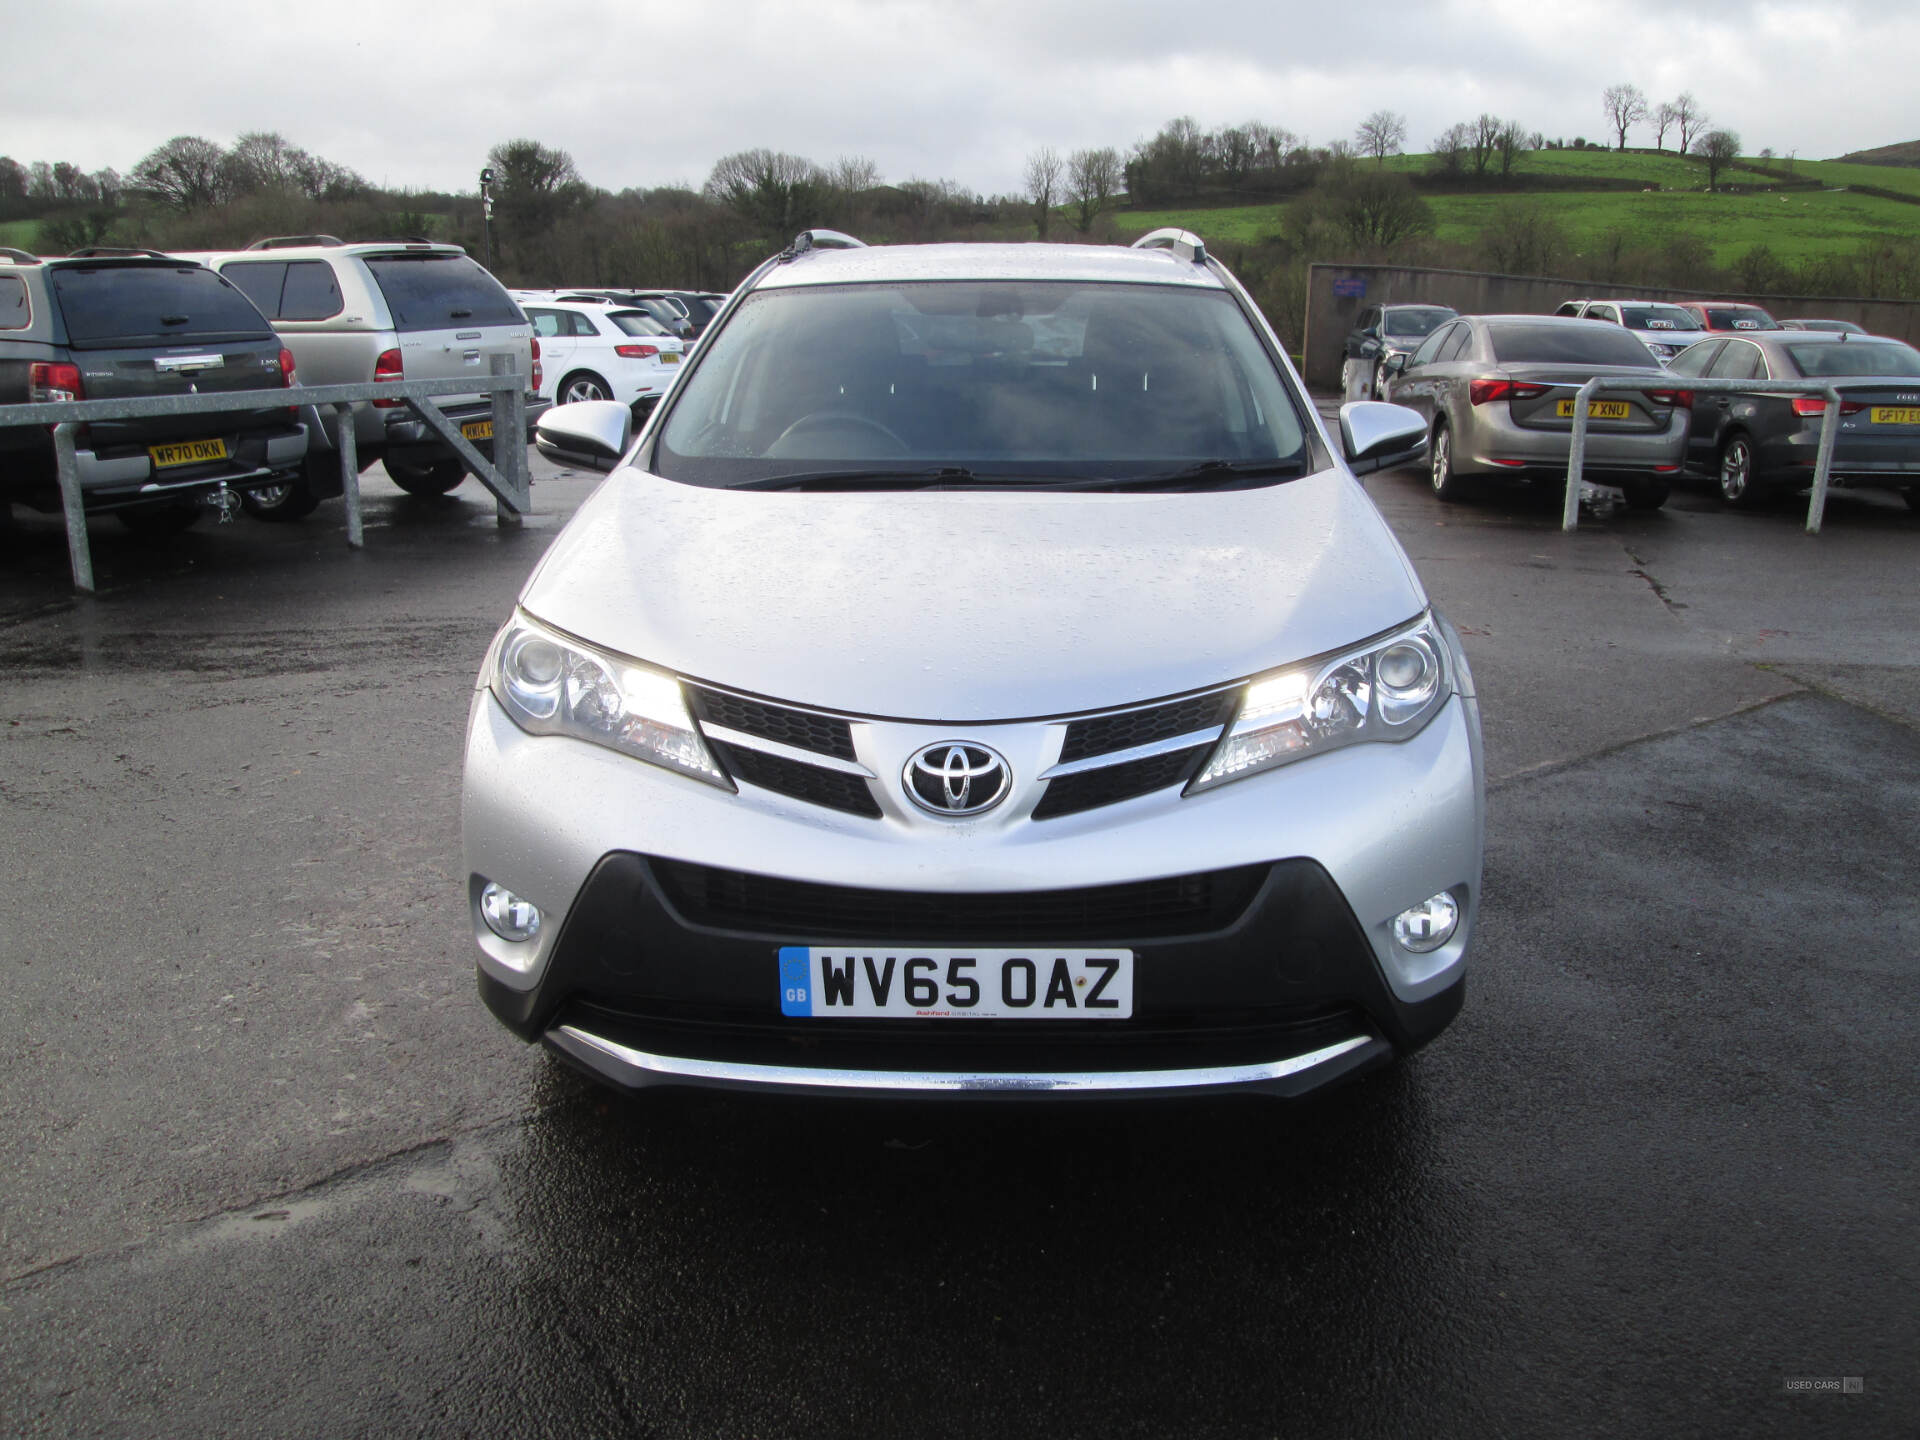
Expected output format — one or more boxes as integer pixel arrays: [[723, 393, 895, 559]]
[[1675, 301, 1781, 333]]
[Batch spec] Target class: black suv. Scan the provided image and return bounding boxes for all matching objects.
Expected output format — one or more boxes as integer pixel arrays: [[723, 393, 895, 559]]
[[0, 247, 309, 532], [1342, 303, 1458, 401]]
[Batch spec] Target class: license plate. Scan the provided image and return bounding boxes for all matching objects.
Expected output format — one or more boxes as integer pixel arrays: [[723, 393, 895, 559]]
[[1555, 399, 1632, 419], [778, 947, 1133, 1019], [1870, 406, 1920, 425], [461, 419, 494, 441], [661, 352, 680, 365], [148, 438, 228, 468]]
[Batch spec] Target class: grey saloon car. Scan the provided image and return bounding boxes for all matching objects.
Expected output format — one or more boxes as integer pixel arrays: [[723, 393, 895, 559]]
[[1667, 331, 1920, 509], [1385, 314, 1691, 508], [462, 229, 1484, 1101]]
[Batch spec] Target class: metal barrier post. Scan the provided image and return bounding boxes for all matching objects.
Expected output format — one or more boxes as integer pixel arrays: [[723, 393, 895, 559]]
[[1806, 387, 1842, 535], [335, 403, 363, 549], [52, 422, 94, 593], [1562, 377, 1601, 532], [489, 353, 527, 527]]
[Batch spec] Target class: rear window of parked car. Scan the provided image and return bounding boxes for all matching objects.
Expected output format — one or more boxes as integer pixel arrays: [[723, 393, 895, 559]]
[[50, 263, 272, 348], [220, 259, 344, 322], [0, 274, 27, 329], [363, 255, 522, 333], [1785, 341, 1920, 377], [1383, 307, 1453, 338], [1486, 323, 1658, 367], [1620, 306, 1696, 331], [609, 310, 673, 337], [1698, 306, 1779, 331]]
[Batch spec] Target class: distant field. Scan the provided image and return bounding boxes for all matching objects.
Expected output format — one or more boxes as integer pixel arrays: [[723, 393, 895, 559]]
[[1766, 157, 1920, 199], [1382, 148, 1711, 188], [0, 219, 39, 250], [1120, 181, 1919, 267]]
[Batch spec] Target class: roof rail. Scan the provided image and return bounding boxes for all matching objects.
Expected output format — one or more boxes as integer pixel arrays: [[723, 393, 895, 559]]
[[244, 234, 345, 250], [1131, 228, 1208, 265], [779, 229, 867, 262], [0, 246, 40, 265], [65, 246, 178, 261]]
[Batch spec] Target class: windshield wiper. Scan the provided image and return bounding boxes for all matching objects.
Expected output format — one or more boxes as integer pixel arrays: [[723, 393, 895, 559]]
[[731, 466, 1011, 492], [1031, 458, 1310, 491]]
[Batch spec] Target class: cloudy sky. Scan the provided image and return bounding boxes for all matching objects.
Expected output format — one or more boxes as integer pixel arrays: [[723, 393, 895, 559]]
[[6, 0, 1918, 196]]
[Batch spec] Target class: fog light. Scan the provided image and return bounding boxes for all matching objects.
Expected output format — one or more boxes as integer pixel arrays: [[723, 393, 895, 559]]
[[480, 883, 542, 943], [1393, 891, 1459, 954]]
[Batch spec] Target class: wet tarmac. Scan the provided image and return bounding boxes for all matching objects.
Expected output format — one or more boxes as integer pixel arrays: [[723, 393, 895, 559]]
[[2, 453, 1916, 1437]]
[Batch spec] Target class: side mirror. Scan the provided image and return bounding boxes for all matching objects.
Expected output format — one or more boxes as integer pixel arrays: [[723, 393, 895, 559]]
[[1358, 337, 1382, 358], [534, 400, 632, 473], [1382, 352, 1408, 377], [1339, 401, 1429, 477]]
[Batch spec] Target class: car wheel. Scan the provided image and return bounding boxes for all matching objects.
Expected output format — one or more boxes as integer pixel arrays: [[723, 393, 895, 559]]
[[117, 503, 202, 536], [559, 371, 612, 405], [1429, 422, 1472, 502], [1373, 361, 1390, 401], [1620, 477, 1671, 510], [1717, 434, 1761, 507], [384, 454, 468, 496], [241, 473, 322, 522], [1341, 359, 1362, 401]]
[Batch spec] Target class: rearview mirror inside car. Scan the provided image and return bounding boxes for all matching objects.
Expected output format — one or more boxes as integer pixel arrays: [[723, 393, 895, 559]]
[[534, 400, 632, 473], [1339, 401, 1429, 477]]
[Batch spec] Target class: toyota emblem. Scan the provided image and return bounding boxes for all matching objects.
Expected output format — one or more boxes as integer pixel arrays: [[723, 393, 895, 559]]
[[903, 742, 1011, 817]]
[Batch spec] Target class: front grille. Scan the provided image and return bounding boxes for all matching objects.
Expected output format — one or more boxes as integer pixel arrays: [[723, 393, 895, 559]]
[[687, 686, 855, 761], [651, 858, 1268, 940], [709, 741, 880, 818], [1033, 743, 1212, 820], [1058, 690, 1236, 763]]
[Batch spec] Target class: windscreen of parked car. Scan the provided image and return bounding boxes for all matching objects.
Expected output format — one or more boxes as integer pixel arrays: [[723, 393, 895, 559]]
[[654, 281, 1311, 489], [608, 310, 673, 337], [50, 263, 272, 349], [1784, 341, 1920, 377], [363, 255, 523, 332], [1383, 307, 1454, 338], [1699, 306, 1780, 331], [1486, 323, 1660, 367], [1620, 305, 1697, 332]]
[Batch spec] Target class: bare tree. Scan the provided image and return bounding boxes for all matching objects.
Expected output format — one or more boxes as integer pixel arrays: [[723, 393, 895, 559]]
[[130, 135, 229, 211], [1213, 126, 1258, 196], [1495, 120, 1529, 178], [0, 156, 25, 204], [1333, 169, 1434, 249], [705, 148, 827, 235], [828, 156, 881, 194], [1602, 83, 1649, 150], [1024, 146, 1063, 238], [1067, 146, 1122, 232], [1652, 101, 1679, 152], [1672, 92, 1707, 154], [1244, 121, 1296, 175], [1430, 123, 1471, 178], [1354, 110, 1408, 165], [1694, 128, 1741, 192], [1469, 114, 1503, 177]]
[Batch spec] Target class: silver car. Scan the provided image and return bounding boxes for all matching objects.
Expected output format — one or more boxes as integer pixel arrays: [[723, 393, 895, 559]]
[[1387, 313, 1691, 509], [462, 230, 1484, 1100]]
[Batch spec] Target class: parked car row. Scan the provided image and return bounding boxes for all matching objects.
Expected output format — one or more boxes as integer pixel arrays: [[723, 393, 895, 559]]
[[510, 292, 686, 416], [1363, 300, 1920, 513]]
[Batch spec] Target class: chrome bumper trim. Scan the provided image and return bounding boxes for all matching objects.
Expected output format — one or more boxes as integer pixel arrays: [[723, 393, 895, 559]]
[[550, 1023, 1377, 1095]]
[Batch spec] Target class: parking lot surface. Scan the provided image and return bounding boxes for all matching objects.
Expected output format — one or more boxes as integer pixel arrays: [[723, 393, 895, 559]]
[[2, 449, 1915, 1437]]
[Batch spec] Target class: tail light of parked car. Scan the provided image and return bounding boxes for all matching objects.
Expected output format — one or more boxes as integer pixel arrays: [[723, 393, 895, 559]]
[[1791, 396, 1866, 417], [1643, 389, 1693, 409], [1468, 379, 1551, 405], [373, 348, 404, 408], [615, 344, 660, 359], [530, 337, 542, 395], [29, 362, 84, 404]]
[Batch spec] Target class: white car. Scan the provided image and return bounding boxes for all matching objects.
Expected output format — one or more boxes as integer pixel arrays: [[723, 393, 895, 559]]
[[1554, 299, 1712, 365], [510, 292, 686, 412]]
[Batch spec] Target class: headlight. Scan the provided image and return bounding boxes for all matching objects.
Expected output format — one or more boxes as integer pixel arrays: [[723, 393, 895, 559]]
[[490, 611, 732, 789], [1187, 617, 1452, 793]]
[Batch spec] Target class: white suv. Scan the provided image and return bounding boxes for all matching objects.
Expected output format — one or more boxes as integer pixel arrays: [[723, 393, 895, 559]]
[[510, 292, 686, 417], [464, 230, 1482, 1101]]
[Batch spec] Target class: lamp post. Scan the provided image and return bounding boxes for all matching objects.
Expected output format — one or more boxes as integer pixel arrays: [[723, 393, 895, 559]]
[[479, 167, 494, 267]]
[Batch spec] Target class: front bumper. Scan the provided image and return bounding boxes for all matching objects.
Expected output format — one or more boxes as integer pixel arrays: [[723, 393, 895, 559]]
[[462, 645, 1485, 1097]]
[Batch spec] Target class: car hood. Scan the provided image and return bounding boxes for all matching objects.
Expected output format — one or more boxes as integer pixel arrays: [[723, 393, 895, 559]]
[[517, 466, 1428, 720]]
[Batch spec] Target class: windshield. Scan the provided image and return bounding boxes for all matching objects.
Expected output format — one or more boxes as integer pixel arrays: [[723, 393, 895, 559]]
[[609, 310, 672, 337], [1620, 306, 1697, 332], [1487, 323, 1661, 367], [51, 263, 272, 349], [1383, 307, 1453, 339], [653, 281, 1310, 488], [1700, 306, 1780, 331], [1785, 341, 1920, 377]]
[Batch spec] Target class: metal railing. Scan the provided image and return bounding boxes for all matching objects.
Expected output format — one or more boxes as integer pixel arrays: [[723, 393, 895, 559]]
[[1562, 375, 1874, 534], [3, 355, 531, 592]]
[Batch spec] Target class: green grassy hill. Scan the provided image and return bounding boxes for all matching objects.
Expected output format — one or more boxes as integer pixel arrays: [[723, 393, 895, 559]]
[[0, 219, 40, 251]]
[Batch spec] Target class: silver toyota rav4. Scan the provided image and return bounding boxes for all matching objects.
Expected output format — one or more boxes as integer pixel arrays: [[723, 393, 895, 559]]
[[463, 229, 1484, 1100]]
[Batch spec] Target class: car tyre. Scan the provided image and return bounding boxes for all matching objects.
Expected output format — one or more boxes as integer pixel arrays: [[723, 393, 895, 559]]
[[385, 454, 468, 496], [1429, 422, 1473, 503], [559, 371, 613, 406], [1717, 434, 1762, 508], [117, 503, 202, 536], [241, 470, 322, 522], [1621, 476, 1671, 510], [1373, 360, 1390, 402]]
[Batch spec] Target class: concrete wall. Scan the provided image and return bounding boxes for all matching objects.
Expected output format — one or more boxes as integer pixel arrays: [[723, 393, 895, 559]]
[[1300, 263, 1920, 389]]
